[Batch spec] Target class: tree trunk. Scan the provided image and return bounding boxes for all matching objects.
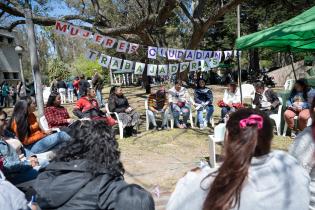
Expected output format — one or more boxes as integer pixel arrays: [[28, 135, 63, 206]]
[[249, 48, 259, 71], [25, 0, 44, 117]]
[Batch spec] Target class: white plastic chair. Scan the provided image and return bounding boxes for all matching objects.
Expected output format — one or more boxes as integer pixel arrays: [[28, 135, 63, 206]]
[[169, 104, 194, 129], [43, 87, 51, 104], [209, 134, 224, 168], [269, 97, 283, 136], [105, 103, 128, 139], [284, 79, 295, 91], [194, 106, 215, 128], [39, 116, 60, 132], [241, 84, 255, 99], [145, 99, 171, 131]]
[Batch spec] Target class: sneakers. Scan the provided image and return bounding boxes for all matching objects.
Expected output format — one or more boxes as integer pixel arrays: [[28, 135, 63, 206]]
[[291, 130, 297, 139], [153, 126, 161, 131]]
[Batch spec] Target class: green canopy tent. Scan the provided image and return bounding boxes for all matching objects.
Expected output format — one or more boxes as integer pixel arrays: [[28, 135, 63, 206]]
[[235, 5, 315, 82]]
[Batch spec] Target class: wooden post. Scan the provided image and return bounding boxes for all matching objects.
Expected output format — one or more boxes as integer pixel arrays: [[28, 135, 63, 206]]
[[24, 0, 44, 117]]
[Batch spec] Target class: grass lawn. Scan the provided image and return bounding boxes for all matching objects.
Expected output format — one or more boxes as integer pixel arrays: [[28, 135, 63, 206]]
[[3, 85, 293, 193]]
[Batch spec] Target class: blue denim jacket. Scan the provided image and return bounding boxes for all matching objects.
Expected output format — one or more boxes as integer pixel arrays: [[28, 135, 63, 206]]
[[286, 92, 309, 109], [0, 139, 32, 174], [194, 88, 213, 105]]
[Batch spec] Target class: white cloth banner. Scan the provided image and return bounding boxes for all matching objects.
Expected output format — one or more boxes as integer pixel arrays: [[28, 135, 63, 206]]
[[176, 49, 186, 60], [200, 60, 211, 72], [169, 64, 179, 74], [148, 46, 157, 59], [234, 50, 241, 57], [158, 65, 168, 76], [203, 51, 212, 60], [110, 57, 122, 70], [98, 54, 111, 68], [190, 61, 199, 71], [185, 50, 195, 61], [54, 21, 68, 34], [80, 29, 91, 39], [194, 50, 204, 61], [134, 62, 145, 75], [167, 49, 177, 60], [128, 43, 140, 54], [122, 60, 133, 71], [93, 34, 105, 45], [85, 49, 98, 61], [180, 62, 189, 72], [116, 40, 129, 53], [103, 36, 116, 48], [147, 64, 157, 76], [210, 58, 220, 68], [158, 48, 167, 57], [224, 51, 233, 60], [69, 25, 80, 37], [213, 51, 222, 62]]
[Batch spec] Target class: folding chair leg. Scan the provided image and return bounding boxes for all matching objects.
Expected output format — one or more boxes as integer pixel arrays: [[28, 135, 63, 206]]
[[283, 122, 288, 136], [209, 137, 216, 168], [119, 124, 124, 139], [211, 117, 215, 128]]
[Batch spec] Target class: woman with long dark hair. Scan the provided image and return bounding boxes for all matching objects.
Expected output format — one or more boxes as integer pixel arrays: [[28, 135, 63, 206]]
[[284, 79, 311, 136], [108, 86, 140, 136], [44, 92, 73, 129], [167, 109, 310, 210], [31, 120, 154, 210], [290, 97, 315, 210], [9, 96, 71, 153]]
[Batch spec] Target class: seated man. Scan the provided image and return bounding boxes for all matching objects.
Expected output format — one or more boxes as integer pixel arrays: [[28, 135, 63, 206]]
[[73, 88, 116, 126], [147, 85, 169, 130], [169, 80, 193, 129], [253, 81, 280, 115]]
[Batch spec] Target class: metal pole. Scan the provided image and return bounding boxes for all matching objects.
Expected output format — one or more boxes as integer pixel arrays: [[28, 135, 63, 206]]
[[24, 0, 44, 116], [18, 54, 26, 94], [289, 52, 297, 81], [237, 4, 243, 103]]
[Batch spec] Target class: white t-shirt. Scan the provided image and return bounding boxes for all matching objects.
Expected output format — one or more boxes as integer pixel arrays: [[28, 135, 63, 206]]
[[167, 150, 310, 210]]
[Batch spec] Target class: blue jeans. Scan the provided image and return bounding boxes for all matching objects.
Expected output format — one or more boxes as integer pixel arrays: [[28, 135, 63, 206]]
[[8, 167, 39, 185], [221, 107, 230, 120], [171, 104, 190, 126], [147, 109, 168, 127], [96, 89, 105, 107], [25, 131, 71, 154], [197, 105, 214, 126]]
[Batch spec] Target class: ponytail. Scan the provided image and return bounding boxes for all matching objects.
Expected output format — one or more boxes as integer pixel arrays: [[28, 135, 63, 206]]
[[203, 110, 272, 210]]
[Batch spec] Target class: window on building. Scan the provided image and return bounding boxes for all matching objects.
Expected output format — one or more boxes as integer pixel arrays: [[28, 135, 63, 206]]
[[3, 72, 10, 80], [13, 73, 19, 79]]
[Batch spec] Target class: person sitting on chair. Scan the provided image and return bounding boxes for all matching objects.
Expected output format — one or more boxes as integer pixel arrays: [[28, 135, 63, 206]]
[[194, 79, 214, 129], [29, 120, 155, 210], [147, 85, 169, 130], [108, 86, 140, 137], [45, 92, 74, 129], [169, 80, 193, 129], [9, 97, 71, 154], [73, 88, 116, 126], [218, 82, 241, 123], [253, 81, 280, 116]]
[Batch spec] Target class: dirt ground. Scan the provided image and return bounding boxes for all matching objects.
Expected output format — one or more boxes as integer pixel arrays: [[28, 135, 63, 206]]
[[3, 85, 293, 208]]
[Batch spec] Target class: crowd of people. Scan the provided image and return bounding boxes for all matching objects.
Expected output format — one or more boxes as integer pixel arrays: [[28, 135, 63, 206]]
[[1, 74, 315, 210]]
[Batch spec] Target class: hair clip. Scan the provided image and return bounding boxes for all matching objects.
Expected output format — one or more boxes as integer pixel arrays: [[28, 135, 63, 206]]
[[239, 114, 263, 129]]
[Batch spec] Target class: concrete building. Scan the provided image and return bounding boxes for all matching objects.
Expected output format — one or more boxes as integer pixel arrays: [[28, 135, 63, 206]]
[[0, 29, 20, 84]]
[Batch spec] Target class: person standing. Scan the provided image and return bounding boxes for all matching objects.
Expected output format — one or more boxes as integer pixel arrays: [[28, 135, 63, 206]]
[[194, 79, 214, 129], [92, 72, 105, 107], [66, 79, 74, 103], [73, 76, 80, 100], [56, 78, 67, 104], [1, 81, 10, 108], [78, 74, 90, 98]]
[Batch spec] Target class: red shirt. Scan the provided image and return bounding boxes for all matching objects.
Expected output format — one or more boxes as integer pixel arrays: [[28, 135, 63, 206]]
[[44, 106, 70, 128], [73, 80, 79, 90], [75, 96, 99, 113]]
